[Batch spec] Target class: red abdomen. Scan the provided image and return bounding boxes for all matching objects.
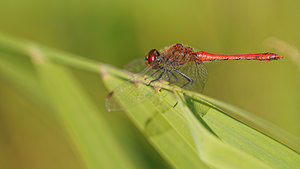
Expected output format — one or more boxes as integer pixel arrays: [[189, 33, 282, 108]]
[[196, 51, 283, 63]]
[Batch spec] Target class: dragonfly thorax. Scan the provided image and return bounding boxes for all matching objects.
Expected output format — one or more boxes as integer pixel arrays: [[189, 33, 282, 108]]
[[160, 44, 197, 67], [145, 44, 197, 70]]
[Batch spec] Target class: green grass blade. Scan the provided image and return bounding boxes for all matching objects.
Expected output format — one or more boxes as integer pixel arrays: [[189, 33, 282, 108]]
[[28, 47, 141, 169], [0, 33, 171, 169], [192, 93, 300, 152], [175, 92, 271, 169], [0, 52, 46, 104], [101, 64, 300, 169], [101, 66, 210, 169]]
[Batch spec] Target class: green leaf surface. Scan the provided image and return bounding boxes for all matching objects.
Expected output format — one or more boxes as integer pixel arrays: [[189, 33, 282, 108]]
[[101, 64, 300, 169], [102, 66, 210, 169], [176, 92, 271, 169], [0, 33, 154, 169], [29, 47, 142, 169]]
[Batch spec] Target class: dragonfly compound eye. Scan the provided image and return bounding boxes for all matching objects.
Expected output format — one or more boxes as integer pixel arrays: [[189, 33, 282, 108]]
[[145, 49, 159, 66]]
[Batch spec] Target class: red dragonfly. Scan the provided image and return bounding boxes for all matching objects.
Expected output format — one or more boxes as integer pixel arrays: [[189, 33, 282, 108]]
[[105, 43, 283, 111]]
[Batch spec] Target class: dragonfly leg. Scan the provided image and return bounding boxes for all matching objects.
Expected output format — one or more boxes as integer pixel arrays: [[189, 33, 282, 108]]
[[148, 69, 165, 85], [174, 69, 193, 89], [172, 101, 178, 108], [166, 70, 171, 83], [144, 67, 163, 81], [168, 70, 178, 84]]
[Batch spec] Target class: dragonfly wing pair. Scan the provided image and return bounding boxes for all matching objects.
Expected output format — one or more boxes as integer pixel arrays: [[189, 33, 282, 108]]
[[105, 58, 208, 112]]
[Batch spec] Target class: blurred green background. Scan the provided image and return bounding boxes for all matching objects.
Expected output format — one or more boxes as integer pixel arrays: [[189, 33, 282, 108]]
[[0, 0, 299, 168]]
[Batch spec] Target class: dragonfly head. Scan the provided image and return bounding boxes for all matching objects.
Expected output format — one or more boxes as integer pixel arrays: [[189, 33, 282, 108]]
[[145, 49, 160, 69]]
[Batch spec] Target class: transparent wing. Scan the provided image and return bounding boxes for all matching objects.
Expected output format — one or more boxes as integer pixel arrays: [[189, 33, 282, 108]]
[[125, 58, 147, 73], [151, 62, 208, 92], [106, 58, 165, 112], [105, 59, 207, 112], [105, 77, 157, 112], [124, 58, 167, 78], [175, 61, 208, 92]]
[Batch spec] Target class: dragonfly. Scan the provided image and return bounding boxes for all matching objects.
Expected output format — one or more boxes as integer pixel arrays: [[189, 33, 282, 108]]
[[105, 43, 283, 112]]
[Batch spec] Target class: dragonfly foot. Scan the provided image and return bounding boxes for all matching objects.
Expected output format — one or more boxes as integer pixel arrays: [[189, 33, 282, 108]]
[[173, 102, 178, 108]]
